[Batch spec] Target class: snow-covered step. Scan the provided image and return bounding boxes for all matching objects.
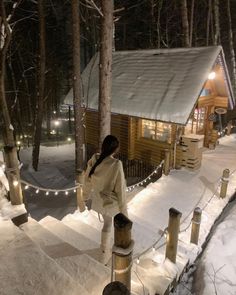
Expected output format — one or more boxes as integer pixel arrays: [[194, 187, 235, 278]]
[[21, 217, 82, 256], [63, 210, 103, 232], [39, 215, 102, 262], [130, 213, 161, 256], [62, 213, 102, 244], [40, 216, 150, 294], [21, 217, 111, 294], [0, 220, 88, 295], [55, 254, 110, 295]]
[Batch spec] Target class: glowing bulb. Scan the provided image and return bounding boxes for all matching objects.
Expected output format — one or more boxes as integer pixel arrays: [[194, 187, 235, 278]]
[[152, 247, 156, 252], [46, 191, 49, 196], [25, 185, 29, 189], [13, 180, 18, 186], [54, 120, 60, 126], [208, 71, 216, 80], [67, 137, 71, 142], [36, 189, 39, 194], [16, 141, 21, 145], [1, 164, 5, 169], [137, 258, 140, 264], [55, 191, 58, 195], [73, 189, 76, 193], [65, 191, 68, 195]]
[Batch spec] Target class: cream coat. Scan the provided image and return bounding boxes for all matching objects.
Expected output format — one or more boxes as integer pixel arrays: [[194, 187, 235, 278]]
[[83, 154, 127, 217]]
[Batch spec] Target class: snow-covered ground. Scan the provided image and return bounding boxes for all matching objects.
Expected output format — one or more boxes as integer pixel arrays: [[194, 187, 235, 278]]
[[0, 134, 236, 294]]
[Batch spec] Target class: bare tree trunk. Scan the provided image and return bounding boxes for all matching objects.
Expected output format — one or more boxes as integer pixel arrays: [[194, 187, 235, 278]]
[[227, 0, 236, 94], [206, 0, 212, 46], [72, 0, 85, 173], [156, 0, 163, 49], [180, 0, 190, 47], [189, 0, 195, 47], [99, 0, 113, 147], [213, 0, 220, 45], [0, 0, 23, 205], [149, 0, 154, 47], [32, 0, 46, 171], [17, 50, 33, 126]]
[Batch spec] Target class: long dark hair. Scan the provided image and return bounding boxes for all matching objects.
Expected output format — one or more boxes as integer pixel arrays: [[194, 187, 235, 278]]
[[89, 135, 119, 177]]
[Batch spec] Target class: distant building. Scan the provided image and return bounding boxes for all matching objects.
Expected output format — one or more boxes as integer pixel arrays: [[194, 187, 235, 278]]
[[65, 46, 235, 171]]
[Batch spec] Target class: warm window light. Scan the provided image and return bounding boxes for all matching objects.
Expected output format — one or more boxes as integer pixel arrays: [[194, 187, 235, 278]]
[[208, 71, 216, 80], [13, 180, 18, 186]]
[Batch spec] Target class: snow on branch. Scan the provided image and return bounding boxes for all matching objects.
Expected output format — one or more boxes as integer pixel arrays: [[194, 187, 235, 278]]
[[83, 0, 103, 17]]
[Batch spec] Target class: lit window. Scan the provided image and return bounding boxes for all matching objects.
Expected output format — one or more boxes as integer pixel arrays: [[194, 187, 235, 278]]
[[142, 120, 171, 143]]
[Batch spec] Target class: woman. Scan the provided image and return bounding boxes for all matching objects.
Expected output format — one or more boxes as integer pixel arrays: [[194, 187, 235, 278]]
[[83, 135, 128, 262]]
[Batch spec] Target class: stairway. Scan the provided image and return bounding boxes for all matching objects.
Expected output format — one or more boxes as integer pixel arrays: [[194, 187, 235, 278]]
[[0, 220, 88, 295], [0, 207, 164, 295]]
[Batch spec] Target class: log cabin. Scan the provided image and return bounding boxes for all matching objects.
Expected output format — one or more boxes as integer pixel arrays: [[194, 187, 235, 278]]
[[65, 46, 235, 171]]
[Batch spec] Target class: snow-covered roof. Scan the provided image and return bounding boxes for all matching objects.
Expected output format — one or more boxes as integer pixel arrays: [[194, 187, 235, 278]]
[[64, 46, 234, 125]]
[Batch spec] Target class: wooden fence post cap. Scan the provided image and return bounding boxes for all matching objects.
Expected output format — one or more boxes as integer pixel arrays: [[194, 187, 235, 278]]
[[114, 213, 132, 230], [223, 168, 230, 177], [194, 207, 202, 214], [169, 207, 182, 217], [102, 281, 130, 295]]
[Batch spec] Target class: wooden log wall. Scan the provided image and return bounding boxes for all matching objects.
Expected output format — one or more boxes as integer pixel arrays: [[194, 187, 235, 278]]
[[85, 110, 129, 155]]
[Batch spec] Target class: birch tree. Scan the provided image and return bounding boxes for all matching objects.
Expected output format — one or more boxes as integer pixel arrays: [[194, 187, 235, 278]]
[[71, 0, 85, 175], [227, 0, 236, 94], [206, 0, 212, 46], [98, 0, 113, 147], [32, 0, 46, 171], [213, 0, 220, 45], [189, 0, 195, 47], [0, 0, 23, 205], [180, 0, 190, 47]]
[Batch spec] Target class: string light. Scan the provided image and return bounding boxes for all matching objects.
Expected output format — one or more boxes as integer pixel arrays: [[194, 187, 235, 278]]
[[36, 189, 39, 194], [25, 185, 29, 189], [74, 189, 76, 193], [55, 191, 58, 195], [152, 246, 156, 252], [65, 191, 68, 195], [46, 191, 49, 196], [137, 258, 140, 264]]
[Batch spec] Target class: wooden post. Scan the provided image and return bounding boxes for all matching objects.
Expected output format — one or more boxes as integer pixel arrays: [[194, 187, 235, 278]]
[[220, 168, 230, 199], [113, 213, 133, 291], [227, 120, 232, 136], [4, 145, 23, 205], [164, 149, 170, 176], [103, 281, 130, 295], [76, 174, 85, 212], [165, 208, 182, 263], [190, 207, 202, 245]]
